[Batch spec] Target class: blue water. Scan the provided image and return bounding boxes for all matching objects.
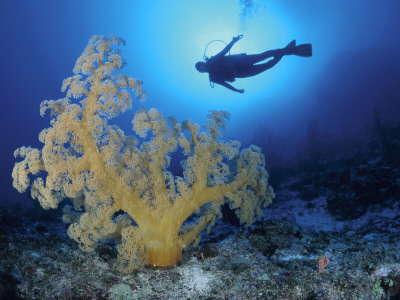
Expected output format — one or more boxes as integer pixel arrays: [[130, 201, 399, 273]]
[[1, 0, 400, 204]]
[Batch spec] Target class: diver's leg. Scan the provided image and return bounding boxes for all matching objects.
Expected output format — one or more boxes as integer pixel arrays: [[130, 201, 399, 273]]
[[236, 57, 282, 78], [245, 50, 282, 65], [235, 40, 297, 78], [245, 40, 296, 64]]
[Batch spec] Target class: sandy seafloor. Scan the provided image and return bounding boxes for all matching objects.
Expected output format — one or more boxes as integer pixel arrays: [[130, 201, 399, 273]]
[[1, 187, 399, 299]]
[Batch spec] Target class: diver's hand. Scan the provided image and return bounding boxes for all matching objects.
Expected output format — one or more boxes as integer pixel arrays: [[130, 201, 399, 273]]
[[237, 89, 245, 93], [233, 34, 243, 42]]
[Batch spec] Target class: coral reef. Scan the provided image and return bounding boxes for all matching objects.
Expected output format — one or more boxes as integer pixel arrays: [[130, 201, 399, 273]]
[[12, 35, 274, 270]]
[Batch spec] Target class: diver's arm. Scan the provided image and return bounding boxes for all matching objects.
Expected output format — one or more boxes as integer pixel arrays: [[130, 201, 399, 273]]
[[214, 80, 244, 93], [216, 35, 243, 57]]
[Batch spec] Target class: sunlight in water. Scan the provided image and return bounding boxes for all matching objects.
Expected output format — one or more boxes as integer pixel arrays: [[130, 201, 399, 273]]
[[126, 0, 295, 118]]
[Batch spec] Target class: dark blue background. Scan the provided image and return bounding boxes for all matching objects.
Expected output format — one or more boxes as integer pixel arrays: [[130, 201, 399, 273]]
[[1, 0, 399, 205]]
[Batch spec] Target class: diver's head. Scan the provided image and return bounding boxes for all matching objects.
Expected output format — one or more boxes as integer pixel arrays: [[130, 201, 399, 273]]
[[195, 61, 207, 73]]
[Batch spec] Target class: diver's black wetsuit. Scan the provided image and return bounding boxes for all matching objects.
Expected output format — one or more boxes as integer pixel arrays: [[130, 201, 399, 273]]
[[207, 51, 282, 83], [196, 35, 311, 93], [205, 36, 285, 93]]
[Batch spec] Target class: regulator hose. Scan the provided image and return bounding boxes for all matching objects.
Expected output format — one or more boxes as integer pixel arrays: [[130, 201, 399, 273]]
[[203, 40, 230, 61], [203, 40, 230, 88]]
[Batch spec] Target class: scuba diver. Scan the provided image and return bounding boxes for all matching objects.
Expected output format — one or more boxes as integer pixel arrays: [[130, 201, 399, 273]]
[[195, 35, 312, 93]]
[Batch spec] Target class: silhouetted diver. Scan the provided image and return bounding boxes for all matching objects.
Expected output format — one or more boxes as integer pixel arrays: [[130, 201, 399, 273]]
[[195, 35, 312, 93]]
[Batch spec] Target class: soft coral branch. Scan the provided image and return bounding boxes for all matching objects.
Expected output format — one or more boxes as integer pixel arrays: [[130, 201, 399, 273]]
[[12, 35, 274, 271]]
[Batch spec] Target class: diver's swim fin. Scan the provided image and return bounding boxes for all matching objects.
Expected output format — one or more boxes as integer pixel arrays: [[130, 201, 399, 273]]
[[293, 44, 312, 57], [286, 39, 296, 49]]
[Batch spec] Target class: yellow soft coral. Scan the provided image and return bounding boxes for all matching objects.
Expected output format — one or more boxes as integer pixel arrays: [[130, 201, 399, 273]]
[[12, 35, 274, 271]]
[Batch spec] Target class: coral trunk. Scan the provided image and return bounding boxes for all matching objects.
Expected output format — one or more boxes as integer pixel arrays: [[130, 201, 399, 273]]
[[144, 234, 183, 269]]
